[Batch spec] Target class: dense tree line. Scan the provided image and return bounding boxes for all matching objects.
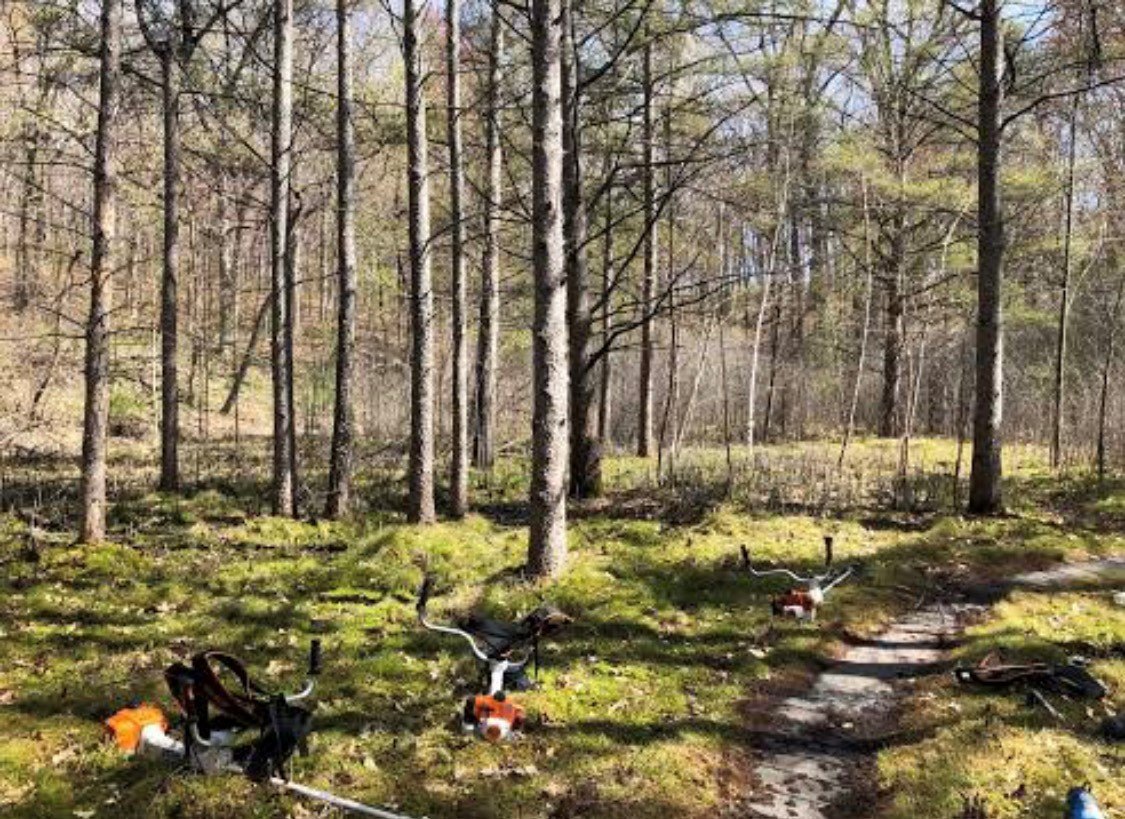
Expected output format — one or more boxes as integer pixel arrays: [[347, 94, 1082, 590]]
[[0, 0, 1123, 574]]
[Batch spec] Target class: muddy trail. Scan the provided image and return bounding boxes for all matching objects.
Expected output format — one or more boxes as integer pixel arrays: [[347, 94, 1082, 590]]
[[732, 558, 1125, 819]]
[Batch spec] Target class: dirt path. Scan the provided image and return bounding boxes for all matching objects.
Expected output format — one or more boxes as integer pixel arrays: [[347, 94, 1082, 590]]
[[735, 558, 1124, 819]]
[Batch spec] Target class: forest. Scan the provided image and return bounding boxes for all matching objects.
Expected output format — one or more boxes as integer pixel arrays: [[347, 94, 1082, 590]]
[[0, 0, 1123, 817]]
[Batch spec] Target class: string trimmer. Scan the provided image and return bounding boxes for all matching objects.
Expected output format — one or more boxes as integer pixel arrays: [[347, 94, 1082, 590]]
[[740, 536, 854, 621], [416, 577, 571, 741], [954, 652, 1108, 700], [105, 641, 416, 819]]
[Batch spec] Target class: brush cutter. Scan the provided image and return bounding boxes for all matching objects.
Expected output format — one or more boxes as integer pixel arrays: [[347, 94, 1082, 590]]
[[416, 577, 571, 741], [106, 641, 415, 819], [740, 537, 854, 621], [954, 653, 1108, 700]]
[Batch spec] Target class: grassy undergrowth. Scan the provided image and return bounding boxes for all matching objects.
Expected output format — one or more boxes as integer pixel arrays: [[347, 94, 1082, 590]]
[[0, 438, 1122, 818], [880, 584, 1125, 819]]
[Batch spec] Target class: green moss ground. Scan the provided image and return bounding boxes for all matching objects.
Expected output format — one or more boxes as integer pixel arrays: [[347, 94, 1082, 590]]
[[878, 579, 1125, 819], [0, 439, 1121, 818]]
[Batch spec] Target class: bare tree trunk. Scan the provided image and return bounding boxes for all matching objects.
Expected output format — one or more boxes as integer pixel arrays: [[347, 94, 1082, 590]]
[[405, 0, 436, 523], [317, 204, 329, 322], [14, 119, 42, 312], [968, 0, 1004, 515], [80, 0, 123, 543], [598, 167, 616, 447], [879, 219, 905, 439], [637, 35, 656, 458], [562, 0, 600, 498], [658, 284, 678, 479], [472, 1, 503, 472], [674, 320, 714, 453], [658, 135, 677, 481], [221, 292, 270, 414], [953, 328, 970, 508], [839, 178, 875, 468], [747, 266, 771, 451], [1051, 93, 1079, 470], [270, 0, 296, 516], [597, 166, 613, 444], [1096, 270, 1124, 481], [13, 31, 53, 313], [285, 189, 301, 512], [718, 309, 734, 493], [751, 183, 790, 449], [159, 49, 181, 492], [527, 0, 568, 578], [326, 0, 357, 519], [762, 297, 782, 442], [217, 168, 235, 357], [446, 0, 468, 517]]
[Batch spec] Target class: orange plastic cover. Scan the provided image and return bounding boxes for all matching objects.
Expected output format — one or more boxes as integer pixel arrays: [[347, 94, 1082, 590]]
[[472, 696, 524, 727], [106, 705, 168, 752]]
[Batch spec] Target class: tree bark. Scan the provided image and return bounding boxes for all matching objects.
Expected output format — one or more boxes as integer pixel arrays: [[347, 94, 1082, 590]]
[[326, 0, 357, 519], [527, 0, 568, 578], [80, 0, 123, 543], [446, 0, 468, 517], [968, 0, 1004, 515], [472, 1, 503, 472], [159, 49, 181, 492], [636, 36, 656, 458], [270, 0, 296, 516], [562, 0, 600, 498], [405, 0, 436, 523]]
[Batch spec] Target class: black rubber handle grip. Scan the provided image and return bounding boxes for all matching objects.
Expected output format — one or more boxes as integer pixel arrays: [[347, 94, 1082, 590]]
[[740, 545, 751, 569], [824, 535, 834, 567], [417, 576, 434, 612], [309, 639, 322, 677]]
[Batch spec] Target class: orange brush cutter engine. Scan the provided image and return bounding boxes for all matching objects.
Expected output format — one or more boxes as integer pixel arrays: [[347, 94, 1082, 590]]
[[463, 693, 525, 742], [771, 589, 821, 620], [105, 705, 170, 753]]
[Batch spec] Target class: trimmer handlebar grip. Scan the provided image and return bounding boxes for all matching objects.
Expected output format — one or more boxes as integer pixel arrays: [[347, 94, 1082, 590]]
[[740, 545, 751, 569], [309, 639, 322, 677], [417, 576, 435, 614]]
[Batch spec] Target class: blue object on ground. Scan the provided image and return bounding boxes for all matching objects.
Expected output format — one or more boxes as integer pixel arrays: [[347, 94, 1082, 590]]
[[1066, 787, 1104, 819]]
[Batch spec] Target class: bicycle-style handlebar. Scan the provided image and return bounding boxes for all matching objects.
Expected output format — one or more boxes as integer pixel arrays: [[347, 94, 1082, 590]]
[[415, 577, 531, 670], [309, 639, 322, 677], [741, 544, 854, 592]]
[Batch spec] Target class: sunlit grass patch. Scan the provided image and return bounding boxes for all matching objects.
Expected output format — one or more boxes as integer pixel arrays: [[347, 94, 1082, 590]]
[[0, 442, 1122, 818], [880, 587, 1125, 819]]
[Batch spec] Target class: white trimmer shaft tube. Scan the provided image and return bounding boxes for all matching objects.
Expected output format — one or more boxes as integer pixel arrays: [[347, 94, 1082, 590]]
[[133, 724, 416, 818], [273, 778, 425, 819]]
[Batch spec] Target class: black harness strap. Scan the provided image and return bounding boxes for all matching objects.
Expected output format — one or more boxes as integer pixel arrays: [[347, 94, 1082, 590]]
[[164, 650, 313, 781], [189, 651, 272, 728]]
